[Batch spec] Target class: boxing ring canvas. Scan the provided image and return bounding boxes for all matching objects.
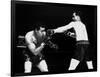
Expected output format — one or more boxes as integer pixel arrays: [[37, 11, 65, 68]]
[[11, 0, 97, 76]]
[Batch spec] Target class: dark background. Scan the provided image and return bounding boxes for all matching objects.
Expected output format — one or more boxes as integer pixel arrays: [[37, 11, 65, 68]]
[[11, 1, 97, 76]]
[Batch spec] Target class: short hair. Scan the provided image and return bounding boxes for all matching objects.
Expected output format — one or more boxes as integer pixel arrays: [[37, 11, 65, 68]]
[[73, 11, 82, 17], [35, 23, 46, 30]]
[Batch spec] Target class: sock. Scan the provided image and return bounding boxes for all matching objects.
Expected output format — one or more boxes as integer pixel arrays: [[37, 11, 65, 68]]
[[24, 59, 32, 73], [86, 61, 93, 69], [68, 58, 80, 70]]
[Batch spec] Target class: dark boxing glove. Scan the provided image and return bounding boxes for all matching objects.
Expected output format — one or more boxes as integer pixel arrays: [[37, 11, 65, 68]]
[[46, 29, 54, 36], [46, 40, 58, 50], [67, 31, 76, 38]]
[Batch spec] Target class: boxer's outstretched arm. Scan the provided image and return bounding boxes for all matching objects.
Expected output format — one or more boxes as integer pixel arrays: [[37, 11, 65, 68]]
[[54, 22, 74, 33]]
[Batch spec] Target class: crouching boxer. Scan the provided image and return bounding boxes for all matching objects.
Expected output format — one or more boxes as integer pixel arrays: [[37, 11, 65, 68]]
[[24, 25, 48, 73]]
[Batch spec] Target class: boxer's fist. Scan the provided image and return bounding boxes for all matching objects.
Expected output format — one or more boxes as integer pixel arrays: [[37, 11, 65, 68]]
[[47, 29, 54, 36], [51, 43, 58, 49], [41, 43, 45, 48], [67, 32, 76, 38]]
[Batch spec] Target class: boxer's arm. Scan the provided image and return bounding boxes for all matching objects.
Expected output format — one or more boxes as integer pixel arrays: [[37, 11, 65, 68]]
[[54, 22, 74, 33], [25, 32, 45, 56], [27, 43, 45, 56]]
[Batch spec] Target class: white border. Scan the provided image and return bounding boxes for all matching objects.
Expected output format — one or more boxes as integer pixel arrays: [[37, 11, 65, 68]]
[[0, 0, 100, 77], [21, 0, 99, 6]]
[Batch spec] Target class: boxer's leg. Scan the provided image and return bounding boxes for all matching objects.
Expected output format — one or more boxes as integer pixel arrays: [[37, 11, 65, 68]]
[[37, 60, 48, 72], [84, 44, 94, 69], [68, 58, 80, 70], [68, 44, 84, 71]]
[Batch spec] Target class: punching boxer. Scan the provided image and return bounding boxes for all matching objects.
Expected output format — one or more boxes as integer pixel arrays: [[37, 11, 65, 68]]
[[50, 12, 93, 71], [24, 25, 48, 73]]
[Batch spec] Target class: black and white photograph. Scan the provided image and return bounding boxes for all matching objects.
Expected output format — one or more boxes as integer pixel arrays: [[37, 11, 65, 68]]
[[11, 0, 97, 76]]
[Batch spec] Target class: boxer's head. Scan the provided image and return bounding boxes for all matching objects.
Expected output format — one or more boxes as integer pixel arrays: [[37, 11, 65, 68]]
[[72, 12, 81, 21], [35, 25, 46, 36]]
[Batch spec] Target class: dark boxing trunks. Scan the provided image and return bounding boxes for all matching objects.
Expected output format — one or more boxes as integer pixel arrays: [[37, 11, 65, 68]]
[[73, 40, 90, 61], [24, 47, 44, 65]]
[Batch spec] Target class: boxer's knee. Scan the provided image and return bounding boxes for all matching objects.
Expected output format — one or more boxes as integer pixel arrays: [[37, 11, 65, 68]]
[[37, 60, 48, 72]]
